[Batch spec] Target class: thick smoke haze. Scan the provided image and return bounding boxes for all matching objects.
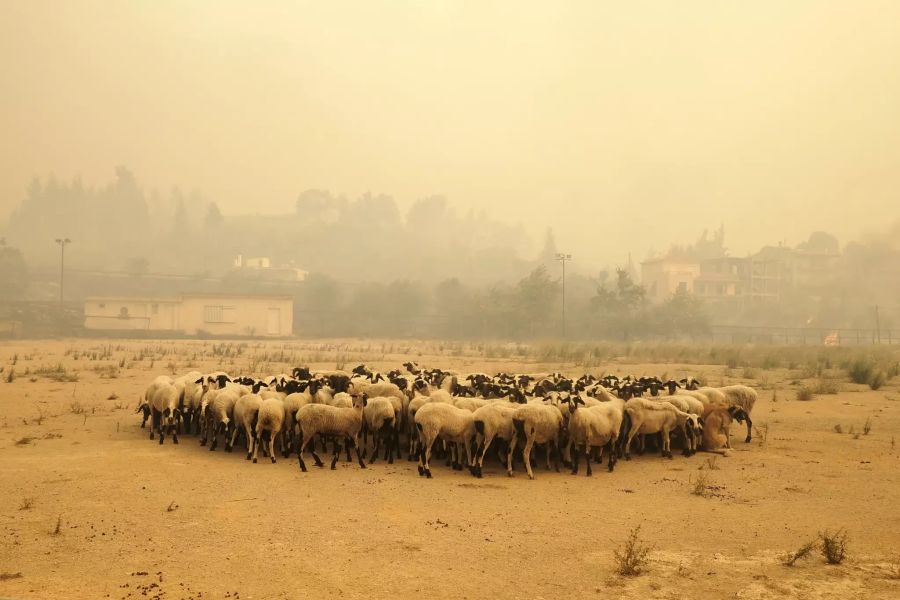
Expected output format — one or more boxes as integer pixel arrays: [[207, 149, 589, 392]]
[[3, 1, 900, 267]]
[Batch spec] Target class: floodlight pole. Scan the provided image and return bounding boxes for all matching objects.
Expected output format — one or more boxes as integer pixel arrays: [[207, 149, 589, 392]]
[[55, 238, 71, 308], [556, 252, 572, 338]]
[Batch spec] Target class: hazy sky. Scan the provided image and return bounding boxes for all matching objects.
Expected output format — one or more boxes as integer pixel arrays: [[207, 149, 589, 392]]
[[3, 1, 899, 268]]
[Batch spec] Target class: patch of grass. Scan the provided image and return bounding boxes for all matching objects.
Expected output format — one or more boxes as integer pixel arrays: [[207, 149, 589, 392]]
[[741, 367, 758, 379], [51, 515, 62, 536], [812, 378, 840, 395], [19, 497, 35, 510], [5, 368, 14, 383], [69, 401, 85, 415], [848, 358, 876, 385], [700, 456, 720, 471], [690, 472, 711, 497], [863, 417, 872, 435], [781, 540, 817, 567], [833, 424, 843, 434], [869, 370, 886, 390], [796, 386, 814, 401], [613, 526, 652, 576], [819, 529, 849, 565], [14, 436, 35, 446], [0, 572, 23, 581]]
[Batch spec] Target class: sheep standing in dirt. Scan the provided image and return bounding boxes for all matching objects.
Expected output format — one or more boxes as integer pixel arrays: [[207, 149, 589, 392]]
[[624, 398, 701, 460], [472, 402, 518, 476], [253, 397, 286, 463], [202, 388, 239, 451], [149, 381, 181, 445], [414, 402, 477, 478], [510, 402, 565, 480], [566, 396, 619, 476], [296, 393, 367, 471], [717, 385, 758, 442], [228, 393, 263, 458], [362, 397, 397, 464]]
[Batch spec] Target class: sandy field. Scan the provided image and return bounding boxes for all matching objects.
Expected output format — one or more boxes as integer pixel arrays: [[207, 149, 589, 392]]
[[1, 339, 899, 600]]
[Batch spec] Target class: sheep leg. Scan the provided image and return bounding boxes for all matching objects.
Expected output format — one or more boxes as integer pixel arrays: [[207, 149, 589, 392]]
[[624, 425, 639, 461], [477, 433, 494, 477], [570, 438, 579, 475], [418, 435, 434, 478], [345, 437, 352, 463], [584, 444, 592, 477], [553, 440, 561, 473], [331, 438, 342, 470], [744, 414, 753, 443], [227, 424, 239, 454], [268, 431, 277, 464], [149, 408, 159, 440], [523, 437, 536, 480], [209, 423, 219, 451], [607, 440, 617, 472], [352, 436, 366, 469], [297, 432, 310, 472], [545, 444, 552, 472], [506, 434, 517, 477], [662, 429, 672, 459]]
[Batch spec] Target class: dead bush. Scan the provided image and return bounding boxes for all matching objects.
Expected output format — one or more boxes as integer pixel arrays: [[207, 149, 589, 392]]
[[819, 529, 849, 564], [781, 540, 817, 566], [613, 526, 653, 576]]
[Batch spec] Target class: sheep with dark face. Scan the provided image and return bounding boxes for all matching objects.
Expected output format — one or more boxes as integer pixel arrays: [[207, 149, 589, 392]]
[[566, 395, 619, 476], [472, 403, 518, 477], [362, 397, 397, 464], [202, 388, 239, 451]]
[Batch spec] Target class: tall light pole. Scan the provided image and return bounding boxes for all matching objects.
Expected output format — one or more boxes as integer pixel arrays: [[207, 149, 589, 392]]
[[556, 252, 572, 338], [55, 238, 71, 308]]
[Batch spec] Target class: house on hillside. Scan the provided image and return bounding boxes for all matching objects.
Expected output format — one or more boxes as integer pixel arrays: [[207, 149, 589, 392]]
[[83, 294, 293, 337]]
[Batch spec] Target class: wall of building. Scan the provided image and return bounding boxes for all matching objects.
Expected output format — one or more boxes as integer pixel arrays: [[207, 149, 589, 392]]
[[84, 296, 293, 337], [642, 261, 701, 302]]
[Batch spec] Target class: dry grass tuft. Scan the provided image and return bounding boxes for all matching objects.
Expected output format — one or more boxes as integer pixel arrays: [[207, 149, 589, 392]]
[[819, 529, 849, 565], [613, 526, 652, 576], [781, 540, 817, 566]]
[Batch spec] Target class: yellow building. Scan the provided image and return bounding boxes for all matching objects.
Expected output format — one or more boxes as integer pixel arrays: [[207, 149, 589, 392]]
[[83, 294, 293, 337], [641, 257, 701, 302]]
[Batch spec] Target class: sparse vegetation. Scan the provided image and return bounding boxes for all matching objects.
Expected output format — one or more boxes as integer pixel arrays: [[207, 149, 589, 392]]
[[51, 514, 62, 536], [5, 368, 14, 383], [863, 417, 872, 435], [0, 572, 23, 581], [796, 386, 814, 401], [819, 529, 849, 564], [690, 472, 711, 497], [833, 424, 843, 434], [613, 526, 652, 576], [812, 378, 840, 395], [781, 540, 817, 567], [69, 401, 85, 415], [19, 497, 35, 510]]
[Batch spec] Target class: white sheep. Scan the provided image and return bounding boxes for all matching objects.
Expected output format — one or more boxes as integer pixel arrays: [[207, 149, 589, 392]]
[[510, 402, 565, 480], [295, 393, 367, 471], [253, 396, 286, 463], [414, 402, 477, 478], [149, 381, 181, 445], [228, 393, 263, 458], [202, 388, 239, 451], [472, 403, 518, 477], [566, 396, 620, 476], [623, 398, 701, 460], [362, 397, 397, 464]]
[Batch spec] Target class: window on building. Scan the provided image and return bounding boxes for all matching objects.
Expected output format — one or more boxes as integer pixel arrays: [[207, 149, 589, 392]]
[[204, 305, 236, 323], [677, 281, 688, 294]]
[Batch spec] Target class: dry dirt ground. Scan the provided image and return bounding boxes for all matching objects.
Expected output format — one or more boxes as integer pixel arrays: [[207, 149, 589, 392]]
[[1, 339, 899, 600]]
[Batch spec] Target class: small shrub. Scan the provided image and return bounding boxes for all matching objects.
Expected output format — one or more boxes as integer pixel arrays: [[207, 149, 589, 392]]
[[812, 379, 840, 395], [863, 417, 872, 435], [782, 540, 817, 567], [69, 402, 85, 415], [848, 358, 875, 385], [869, 371, 886, 390], [796, 386, 814, 401], [613, 526, 653, 576], [5, 368, 14, 383], [691, 472, 711, 497], [833, 424, 843, 434], [19, 497, 35, 510], [700, 456, 720, 470], [742, 367, 758, 379], [819, 529, 849, 564], [0, 572, 23, 581]]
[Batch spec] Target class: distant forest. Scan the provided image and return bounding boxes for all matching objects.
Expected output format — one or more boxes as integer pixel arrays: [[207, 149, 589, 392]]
[[1, 168, 899, 339]]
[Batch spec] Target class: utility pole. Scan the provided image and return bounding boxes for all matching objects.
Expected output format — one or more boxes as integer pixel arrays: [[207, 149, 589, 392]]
[[556, 253, 572, 338], [875, 304, 881, 344], [55, 238, 71, 308]]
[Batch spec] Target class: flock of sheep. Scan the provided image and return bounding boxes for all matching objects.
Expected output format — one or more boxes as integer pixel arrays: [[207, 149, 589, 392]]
[[138, 362, 758, 479]]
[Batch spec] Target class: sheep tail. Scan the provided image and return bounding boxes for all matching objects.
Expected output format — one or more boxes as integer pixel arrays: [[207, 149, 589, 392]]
[[474, 420, 485, 435]]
